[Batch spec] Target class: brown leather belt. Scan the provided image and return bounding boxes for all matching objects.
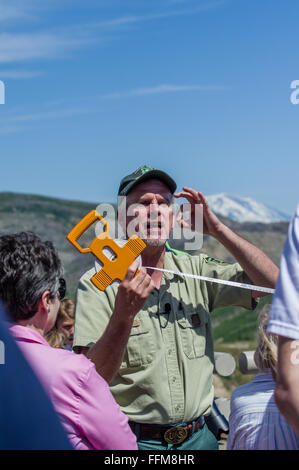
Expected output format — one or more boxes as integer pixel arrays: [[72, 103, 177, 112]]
[[129, 416, 205, 445]]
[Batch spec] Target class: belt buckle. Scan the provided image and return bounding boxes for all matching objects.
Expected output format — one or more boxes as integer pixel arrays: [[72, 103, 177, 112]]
[[164, 426, 188, 445]]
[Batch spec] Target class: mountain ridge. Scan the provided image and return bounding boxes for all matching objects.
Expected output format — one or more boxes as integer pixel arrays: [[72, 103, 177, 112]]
[[206, 193, 291, 223]]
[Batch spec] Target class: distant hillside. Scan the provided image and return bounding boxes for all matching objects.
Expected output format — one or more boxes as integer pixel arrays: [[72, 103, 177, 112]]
[[0, 192, 289, 310]]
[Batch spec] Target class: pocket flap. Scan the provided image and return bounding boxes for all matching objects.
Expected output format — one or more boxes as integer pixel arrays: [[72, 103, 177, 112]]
[[177, 306, 207, 329], [129, 318, 149, 336]]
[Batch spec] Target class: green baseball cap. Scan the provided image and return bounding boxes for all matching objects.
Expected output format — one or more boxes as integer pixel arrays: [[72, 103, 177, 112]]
[[118, 165, 177, 197]]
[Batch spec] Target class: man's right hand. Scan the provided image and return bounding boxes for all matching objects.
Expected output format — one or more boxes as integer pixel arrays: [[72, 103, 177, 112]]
[[114, 259, 155, 322], [86, 259, 154, 383]]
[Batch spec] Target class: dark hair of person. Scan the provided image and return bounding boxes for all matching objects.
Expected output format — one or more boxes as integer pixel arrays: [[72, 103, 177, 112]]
[[0, 231, 63, 322]]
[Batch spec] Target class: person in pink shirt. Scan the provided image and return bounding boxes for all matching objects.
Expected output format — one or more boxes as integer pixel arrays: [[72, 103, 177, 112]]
[[0, 232, 153, 450]]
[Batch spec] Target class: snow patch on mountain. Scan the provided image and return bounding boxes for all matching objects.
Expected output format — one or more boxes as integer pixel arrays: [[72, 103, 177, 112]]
[[206, 193, 291, 223]]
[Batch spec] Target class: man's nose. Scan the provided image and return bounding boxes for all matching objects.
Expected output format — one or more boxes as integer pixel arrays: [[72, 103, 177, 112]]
[[149, 202, 160, 218]]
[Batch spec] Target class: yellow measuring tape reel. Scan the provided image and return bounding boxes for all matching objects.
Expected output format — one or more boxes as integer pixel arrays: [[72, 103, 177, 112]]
[[66, 210, 146, 291]]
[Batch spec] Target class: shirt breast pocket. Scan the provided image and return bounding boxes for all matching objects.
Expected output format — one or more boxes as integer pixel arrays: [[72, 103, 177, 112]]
[[177, 306, 208, 359], [120, 320, 154, 369]]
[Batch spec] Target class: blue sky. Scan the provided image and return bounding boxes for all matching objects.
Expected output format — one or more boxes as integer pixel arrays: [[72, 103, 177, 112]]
[[0, 0, 298, 215]]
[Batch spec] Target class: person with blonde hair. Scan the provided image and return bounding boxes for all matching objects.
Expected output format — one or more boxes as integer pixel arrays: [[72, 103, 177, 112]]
[[254, 304, 278, 376], [227, 304, 299, 450], [45, 328, 66, 349], [45, 298, 75, 350], [56, 298, 75, 349]]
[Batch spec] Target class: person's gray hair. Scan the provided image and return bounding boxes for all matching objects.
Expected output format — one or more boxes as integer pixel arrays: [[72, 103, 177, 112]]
[[0, 232, 63, 322]]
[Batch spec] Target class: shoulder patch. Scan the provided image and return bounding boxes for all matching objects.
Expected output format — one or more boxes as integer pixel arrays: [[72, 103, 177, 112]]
[[203, 256, 229, 266]]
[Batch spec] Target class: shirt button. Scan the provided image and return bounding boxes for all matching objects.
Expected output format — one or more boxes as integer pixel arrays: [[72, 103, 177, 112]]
[[172, 376, 176, 383]]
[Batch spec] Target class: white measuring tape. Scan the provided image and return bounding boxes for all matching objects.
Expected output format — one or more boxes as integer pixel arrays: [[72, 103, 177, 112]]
[[94, 239, 275, 294], [143, 266, 275, 295]]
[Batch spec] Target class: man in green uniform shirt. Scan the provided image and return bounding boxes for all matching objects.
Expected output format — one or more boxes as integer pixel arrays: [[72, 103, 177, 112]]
[[73, 165, 279, 450]]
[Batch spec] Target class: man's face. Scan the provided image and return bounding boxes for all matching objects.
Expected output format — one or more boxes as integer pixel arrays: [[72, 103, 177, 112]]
[[124, 179, 174, 247]]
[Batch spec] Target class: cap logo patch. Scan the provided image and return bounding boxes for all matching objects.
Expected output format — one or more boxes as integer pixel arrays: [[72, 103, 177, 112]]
[[137, 166, 153, 175]]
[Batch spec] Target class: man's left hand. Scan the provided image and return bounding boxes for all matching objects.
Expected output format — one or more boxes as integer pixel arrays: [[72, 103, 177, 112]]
[[174, 187, 223, 237]]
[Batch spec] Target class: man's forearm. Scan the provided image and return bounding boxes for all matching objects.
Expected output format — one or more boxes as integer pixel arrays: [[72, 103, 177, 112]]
[[87, 313, 134, 383], [213, 223, 279, 295]]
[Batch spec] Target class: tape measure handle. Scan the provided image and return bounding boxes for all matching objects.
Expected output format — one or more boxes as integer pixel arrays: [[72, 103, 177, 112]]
[[66, 210, 109, 254]]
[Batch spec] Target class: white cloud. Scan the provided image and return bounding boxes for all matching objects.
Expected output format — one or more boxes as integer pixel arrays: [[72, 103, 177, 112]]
[[0, 69, 42, 79], [0, 32, 92, 63], [0, 105, 94, 134], [0, 0, 229, 65], [101, 83, 225, 99], [0, 80, 225, 135], [0, 3, 27, 23], [0, 0, 47, 23], [1, 106, 92, 124], [0, 124, 28, 135], [93, 0, 229, 29], [0, 0, 77, 24]]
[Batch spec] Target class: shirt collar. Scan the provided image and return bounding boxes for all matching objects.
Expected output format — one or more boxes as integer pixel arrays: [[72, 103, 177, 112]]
[[9, 324, 50, 346], [252, 371, 274, 383]]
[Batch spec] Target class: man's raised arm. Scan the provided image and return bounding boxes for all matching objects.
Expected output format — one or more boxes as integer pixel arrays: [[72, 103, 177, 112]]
[[174, 187, 279, 296]]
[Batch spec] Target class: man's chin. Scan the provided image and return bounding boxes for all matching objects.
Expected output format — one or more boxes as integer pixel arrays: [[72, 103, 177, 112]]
[[143, 238, 167, 247]]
